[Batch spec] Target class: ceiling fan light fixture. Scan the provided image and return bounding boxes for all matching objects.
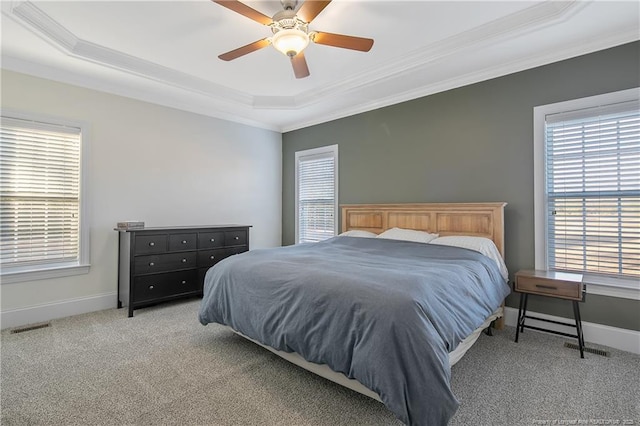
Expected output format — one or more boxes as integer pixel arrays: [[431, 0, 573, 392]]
[[271, 28, 310, 57]]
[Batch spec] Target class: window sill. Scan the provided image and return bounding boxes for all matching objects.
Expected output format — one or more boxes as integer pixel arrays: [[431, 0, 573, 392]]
[[584, 280, 640, 301], [1, 264, 90, 284]]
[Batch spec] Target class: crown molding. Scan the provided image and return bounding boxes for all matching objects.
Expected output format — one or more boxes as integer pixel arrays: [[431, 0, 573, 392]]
[[253, 2, 587, 110], [3, 1, 252, 107], [6, 0, 587, 112], [8, 0, 76, 51], [280, 27, 640, 132], [286, 1, 587, 109], [0, 55, 280, 132], [3, 0, 638, 133]]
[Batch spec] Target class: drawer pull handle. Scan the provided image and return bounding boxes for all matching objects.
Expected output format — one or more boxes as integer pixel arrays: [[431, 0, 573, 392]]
[[149, 262, 155, 266], [210, 238, 215, 242], [181, 280, 186, 284], [149, 285, 154, 290], [149, 242, 155, 247], [535, 284, 557, 290], [182, 240, 187, 244], [210, 255, 215, 260], [181, 258, 187, 263], [234, 236, 239, 240]]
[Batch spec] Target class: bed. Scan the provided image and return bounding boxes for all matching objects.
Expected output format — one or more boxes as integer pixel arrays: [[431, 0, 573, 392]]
[[199, 203, 510, 425]]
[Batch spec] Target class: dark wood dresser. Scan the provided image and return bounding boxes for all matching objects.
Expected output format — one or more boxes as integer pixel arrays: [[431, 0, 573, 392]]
[[116, 225, 250, 317]]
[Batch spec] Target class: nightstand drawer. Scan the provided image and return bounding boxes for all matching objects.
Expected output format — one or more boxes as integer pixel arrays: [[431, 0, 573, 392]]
[[515, 271, 583, 300]]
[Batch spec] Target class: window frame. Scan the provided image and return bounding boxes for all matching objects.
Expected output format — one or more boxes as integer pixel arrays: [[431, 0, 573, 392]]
[[533, 88, 640, 300], [295, 144, 339, 245], [1, 110, 91, 284]]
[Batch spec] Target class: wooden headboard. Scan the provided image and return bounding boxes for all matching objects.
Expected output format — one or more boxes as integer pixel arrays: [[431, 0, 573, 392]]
[[341, 203, 507, 258]]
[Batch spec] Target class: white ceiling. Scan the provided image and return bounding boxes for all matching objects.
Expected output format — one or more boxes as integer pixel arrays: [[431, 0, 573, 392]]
[[1, 1, 638, 132]]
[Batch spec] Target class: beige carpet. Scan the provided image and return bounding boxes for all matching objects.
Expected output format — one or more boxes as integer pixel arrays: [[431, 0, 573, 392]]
[[1, 299, 639, 425]]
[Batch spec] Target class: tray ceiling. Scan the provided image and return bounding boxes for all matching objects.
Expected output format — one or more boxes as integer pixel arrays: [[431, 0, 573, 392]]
[[1, 1, 638, 132]]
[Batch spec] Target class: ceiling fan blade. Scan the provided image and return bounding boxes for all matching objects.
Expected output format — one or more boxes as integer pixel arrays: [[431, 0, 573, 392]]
[[312, 31, 374, 52], [291, 52, 310, 79], [296, 0, 331, 23], [218, 38, 271, 61], [212, 0, 273, 26]]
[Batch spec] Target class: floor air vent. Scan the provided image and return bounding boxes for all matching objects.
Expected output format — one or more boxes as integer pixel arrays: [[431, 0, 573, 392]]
[[11, 322, 50, 334], [564, 342, 610, 357]]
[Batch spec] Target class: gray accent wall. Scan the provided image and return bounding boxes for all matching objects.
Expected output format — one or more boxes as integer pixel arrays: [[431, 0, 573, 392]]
[[282, 42, 640, 331]]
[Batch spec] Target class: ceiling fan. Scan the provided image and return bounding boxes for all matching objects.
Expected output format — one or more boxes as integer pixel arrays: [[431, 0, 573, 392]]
[[213, 0, 374, 79]]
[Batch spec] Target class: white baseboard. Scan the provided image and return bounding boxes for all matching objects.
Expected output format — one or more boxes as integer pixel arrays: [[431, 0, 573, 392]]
[[2, 296, 637, 355], [1, 292, 117, 330], [503, 307, 640, 355]]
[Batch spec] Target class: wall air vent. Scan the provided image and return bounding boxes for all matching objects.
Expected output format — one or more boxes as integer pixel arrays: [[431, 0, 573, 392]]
[[564, 342, 610, 357], [10, 322, 51, 334]]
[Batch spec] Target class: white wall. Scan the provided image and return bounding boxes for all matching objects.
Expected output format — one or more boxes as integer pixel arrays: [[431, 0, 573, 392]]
[[0, 70, 282, 328]]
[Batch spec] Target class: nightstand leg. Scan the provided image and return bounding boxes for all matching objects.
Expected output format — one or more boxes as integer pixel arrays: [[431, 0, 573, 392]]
[[576, 304, 585, 349], [515, 293, 526, 343], [572, 301, 584, 358], [521, 294, 529, 333]]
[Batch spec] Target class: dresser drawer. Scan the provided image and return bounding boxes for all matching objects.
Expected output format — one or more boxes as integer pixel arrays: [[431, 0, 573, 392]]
[[228, 246, 248, 256], [133, 270, 198, 303], [169, 233, 197, 251], [135, 235, 167, 254], [198, 231, 225, 249], [225, 230, 247, 246], [197, 246, 248, 268], [515, 274, 583, 300], [197, 248, 231, 268], [135, 252, 197, 274]]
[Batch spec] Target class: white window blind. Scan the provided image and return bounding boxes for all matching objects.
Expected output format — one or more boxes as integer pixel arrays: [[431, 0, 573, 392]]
[[1, 116, 82, 270], [295, 145, 338, 244], [544, 100, 640, 280]]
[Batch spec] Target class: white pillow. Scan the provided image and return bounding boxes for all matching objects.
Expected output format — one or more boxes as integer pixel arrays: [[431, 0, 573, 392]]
[[339, 230, 377, 238], [376, 227, 439, 244], [429, 236, 508, 280]]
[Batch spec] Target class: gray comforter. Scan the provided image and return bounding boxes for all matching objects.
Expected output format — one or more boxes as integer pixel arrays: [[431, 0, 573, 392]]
[[198, 236, 510, 425]]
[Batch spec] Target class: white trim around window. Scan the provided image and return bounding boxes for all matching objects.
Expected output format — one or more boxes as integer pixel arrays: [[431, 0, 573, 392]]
[[295, 144, 338, 244], [1, 110, 91, 284], [533, 88, 640, 300]]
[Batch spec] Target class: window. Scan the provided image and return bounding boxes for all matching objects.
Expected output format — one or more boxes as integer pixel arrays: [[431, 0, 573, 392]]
[[1, 113, 89, 283], [534, 89, 639, 296], [295, 145, 338, 244]]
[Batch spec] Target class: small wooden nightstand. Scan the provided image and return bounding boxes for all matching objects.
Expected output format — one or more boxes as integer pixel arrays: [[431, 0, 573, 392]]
[[514, 269, 586, 358]]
